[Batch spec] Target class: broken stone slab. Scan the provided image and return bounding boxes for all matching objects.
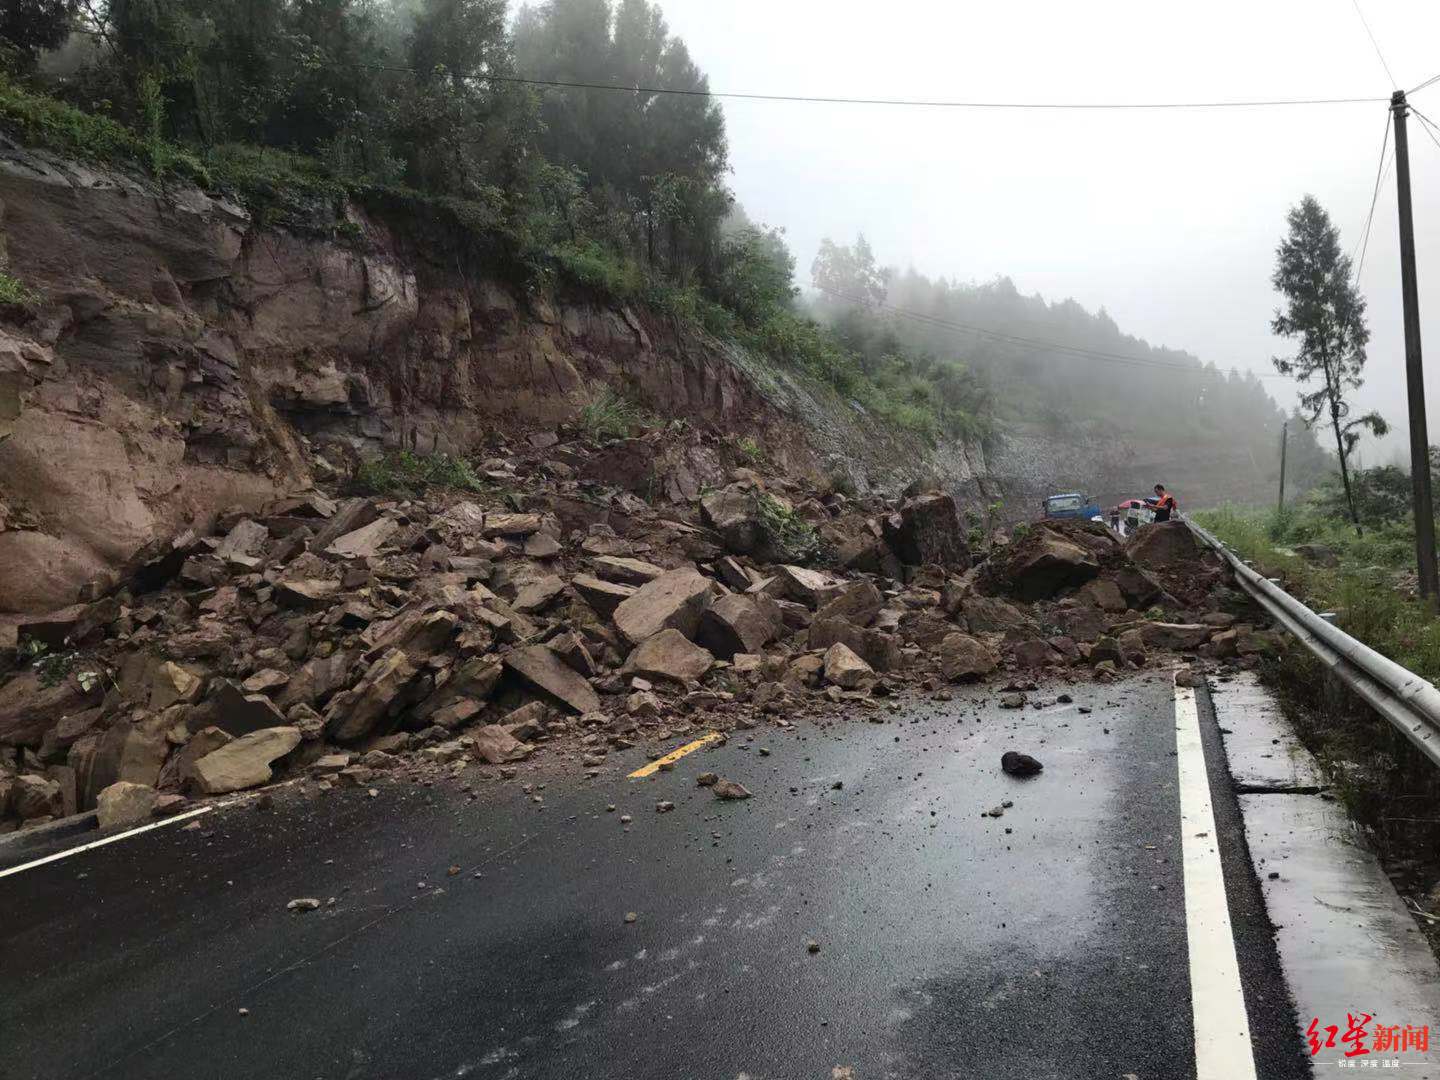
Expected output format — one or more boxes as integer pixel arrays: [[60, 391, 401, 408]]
[[592, 556, 666, 586], [276, 651, 356, 711], [160, 726, 232, 791], [483, 513, 544, 538], [414, 656, 503, 724], [150, 661, 205, 711], [547, 631, 597, 677], [504, 645, 602, 714], [215, 519, 269, 562], [823, 642, 875, 689], [190, 726, 302, 795], [96, 781, 157, 829], [572, 574, 637, 619], [512, 575, 566, 614], [935, 632, 999, 682], [326, 517, 399, 559], [711, 778, 752, 800], [695, 593, 781, 660], [209, 680, 291, 737], [469, 724, 531, 765], [622, 629, 715, 685], [241, 668, 290, 695], [309, 497, 380, 552], [767, 565, 844, 609], [275, 578, 340, 609], [324, 650, 421, 743], [716, 556, 756, 592], [613, 568, 713, 646], [814, 580, 883, 627]]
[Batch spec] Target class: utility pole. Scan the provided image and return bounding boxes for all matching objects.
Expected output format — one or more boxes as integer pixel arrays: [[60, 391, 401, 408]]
[[1392, 90, 1439, 607], [1277, 419, 1288, 515]]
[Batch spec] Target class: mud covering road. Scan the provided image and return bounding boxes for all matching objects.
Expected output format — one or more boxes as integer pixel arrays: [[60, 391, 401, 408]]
[[1, 676, 1310, 1080]]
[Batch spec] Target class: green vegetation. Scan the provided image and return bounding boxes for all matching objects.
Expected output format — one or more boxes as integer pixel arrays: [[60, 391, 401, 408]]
[[0, 268, 37, 305], [752, 490, 821, 563], [579, 387, 651, 441], [1270, 195, 1387, 531], [734, 436, 765, 466], [351, 451, 484, 498], [1197, 475, 1440, 883], [1, 1, 1301, 458]]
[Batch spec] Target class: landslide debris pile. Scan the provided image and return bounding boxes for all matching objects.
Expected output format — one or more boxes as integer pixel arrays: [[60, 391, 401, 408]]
[[0, 429, 1275, 833]]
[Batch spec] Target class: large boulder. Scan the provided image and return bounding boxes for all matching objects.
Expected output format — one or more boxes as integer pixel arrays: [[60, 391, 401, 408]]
[[469, 725, 530, 765], [823, 642, 875, 689], [613, 568, 712, 646], [209, 680, 291, 736], [808, 617, 902, 672], [700, 484, 784, 561], [1136, 622, 1213, 651], [960, 595, 1036, 635], [695, 594, 782, 660], [0, 672, 103, 748], [96, 781, 157, 829], [13, 774, 63, 819], [935, 632, 999, 682], [1125, 520, 1201, 571], [997, 530, 1100, 600], [882, 492, 971, 568], [814, 581, 883, 627], [622, 630, 715, 684], [190, 726, 302, 794], [504, 645, 602, 714]]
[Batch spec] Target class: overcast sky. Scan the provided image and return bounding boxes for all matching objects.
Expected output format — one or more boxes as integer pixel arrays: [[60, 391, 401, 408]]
[[627, 0, 1440, 465]]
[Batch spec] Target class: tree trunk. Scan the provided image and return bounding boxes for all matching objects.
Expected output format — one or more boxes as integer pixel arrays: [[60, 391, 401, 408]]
[[1332, 407, 1363, 537]]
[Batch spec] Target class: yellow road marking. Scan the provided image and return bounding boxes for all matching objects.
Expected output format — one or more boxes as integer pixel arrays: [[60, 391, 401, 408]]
[[627, 732, 721, 778]]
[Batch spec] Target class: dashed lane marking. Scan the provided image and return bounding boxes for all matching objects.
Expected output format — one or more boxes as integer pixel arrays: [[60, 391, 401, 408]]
[[0, 806, 213, 881], [627, 732, 722, 778], [1175, 678, 1259, 1080]]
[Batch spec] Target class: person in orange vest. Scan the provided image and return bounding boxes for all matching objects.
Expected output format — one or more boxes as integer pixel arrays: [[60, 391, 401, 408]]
[[1150, 484, 1177, 522]]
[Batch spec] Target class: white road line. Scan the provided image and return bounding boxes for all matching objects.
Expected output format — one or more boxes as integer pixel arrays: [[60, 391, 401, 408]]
[[0, 806, 213, 880], [1175, 680, 1259, 1080]]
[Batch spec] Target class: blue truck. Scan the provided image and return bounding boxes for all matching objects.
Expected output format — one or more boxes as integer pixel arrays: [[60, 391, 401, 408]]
[[1042, 492, 1101, 521]]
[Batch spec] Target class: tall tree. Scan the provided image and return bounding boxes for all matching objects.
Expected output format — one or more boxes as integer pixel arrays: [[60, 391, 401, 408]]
[[0, 0, 74, 72], [1271, 195, 1388, 534]]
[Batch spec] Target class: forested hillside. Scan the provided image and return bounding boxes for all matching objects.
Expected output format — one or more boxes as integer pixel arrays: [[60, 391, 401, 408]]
[[0, 0, 1329, 497], [807, 235, 1332, 496]]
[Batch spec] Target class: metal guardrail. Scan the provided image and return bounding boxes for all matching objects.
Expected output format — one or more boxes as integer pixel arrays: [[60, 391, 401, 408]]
[[1184, 516, 1440, 769]]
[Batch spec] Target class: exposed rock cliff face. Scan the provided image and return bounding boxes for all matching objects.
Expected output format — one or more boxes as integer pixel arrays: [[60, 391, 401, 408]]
[[0, 141, 980, 614]]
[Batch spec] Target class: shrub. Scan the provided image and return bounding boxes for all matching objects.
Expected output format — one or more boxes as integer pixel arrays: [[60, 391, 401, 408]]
[[351, 451, 483, 497], [579, 387, 650, 441]]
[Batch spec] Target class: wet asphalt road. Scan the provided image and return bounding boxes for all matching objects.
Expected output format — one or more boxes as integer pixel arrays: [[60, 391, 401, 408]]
[[1, 676, 1308, 1080]]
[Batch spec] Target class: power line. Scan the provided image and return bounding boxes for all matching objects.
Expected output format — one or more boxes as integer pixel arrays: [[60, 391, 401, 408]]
[[64, 31, 1385, 111], [1411, 72, 1440, 96], [808, 282, 1292, 379], [478, 74, 1386, 111], [1353, 110, 1392, 286], [1411, 105, 1440, 155], [1349, 0, 1398, 88]]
